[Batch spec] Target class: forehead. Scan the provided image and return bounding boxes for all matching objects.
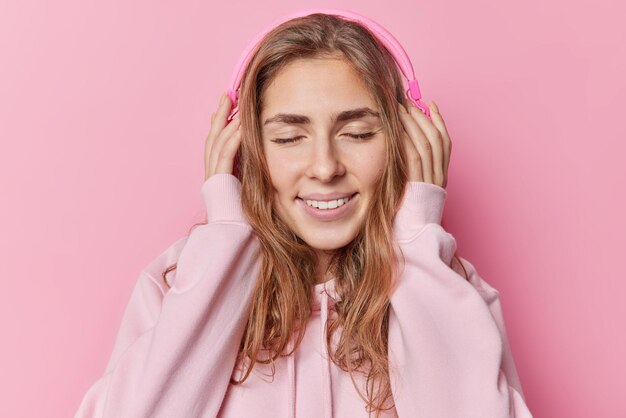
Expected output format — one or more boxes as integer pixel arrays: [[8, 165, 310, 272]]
[[260, 57, 377, 123]]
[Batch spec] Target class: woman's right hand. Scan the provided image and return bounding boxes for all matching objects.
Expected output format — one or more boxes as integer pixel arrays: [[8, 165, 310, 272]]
[[204, 93, 242, 181]]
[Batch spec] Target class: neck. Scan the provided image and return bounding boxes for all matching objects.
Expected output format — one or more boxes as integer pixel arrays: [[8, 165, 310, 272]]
[[314, 249, 335, 284]]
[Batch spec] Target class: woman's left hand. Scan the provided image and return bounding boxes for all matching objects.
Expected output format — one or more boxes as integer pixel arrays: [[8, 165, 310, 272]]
[[398, 101, 452, 189]]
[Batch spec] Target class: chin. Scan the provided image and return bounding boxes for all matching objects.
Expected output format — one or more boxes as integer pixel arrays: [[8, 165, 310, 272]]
[[297, 229, 358, 251]]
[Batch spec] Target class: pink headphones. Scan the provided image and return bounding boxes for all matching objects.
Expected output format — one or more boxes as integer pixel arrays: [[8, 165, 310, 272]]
[[224, 8, 431, 123]]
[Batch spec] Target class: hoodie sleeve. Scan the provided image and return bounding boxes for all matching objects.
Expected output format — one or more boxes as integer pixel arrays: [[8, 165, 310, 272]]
[[74, 173, 261, 418], [388, 181, 533, 418]]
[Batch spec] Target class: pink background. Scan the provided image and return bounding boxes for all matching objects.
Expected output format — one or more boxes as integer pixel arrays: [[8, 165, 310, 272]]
[[1, 1, 623, 417]]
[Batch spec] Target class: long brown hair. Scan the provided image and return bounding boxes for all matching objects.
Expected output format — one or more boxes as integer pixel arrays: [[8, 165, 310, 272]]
[[161, 13, 469, 417]]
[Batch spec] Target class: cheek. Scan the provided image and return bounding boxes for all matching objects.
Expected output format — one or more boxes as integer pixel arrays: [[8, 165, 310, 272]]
[[264, 147, 284, 178], [352, 140, 387, 182], [264, 151, 297, 197]]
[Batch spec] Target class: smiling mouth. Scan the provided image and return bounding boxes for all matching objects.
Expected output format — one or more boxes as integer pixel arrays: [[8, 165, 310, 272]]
[[296, 192, 358, 203], [296, 192, 359, 221]]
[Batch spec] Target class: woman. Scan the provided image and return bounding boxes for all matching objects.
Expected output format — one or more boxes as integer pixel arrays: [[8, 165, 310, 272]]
[[75, 12, 533, 418]]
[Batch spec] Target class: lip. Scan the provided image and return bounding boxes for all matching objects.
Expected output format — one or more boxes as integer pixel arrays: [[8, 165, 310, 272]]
[[296, 193, 359, 222], [299, 192, 355, 200]]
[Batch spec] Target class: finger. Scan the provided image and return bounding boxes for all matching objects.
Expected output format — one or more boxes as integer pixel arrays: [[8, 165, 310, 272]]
[[408, 101, 445, 187], [205, 94, 235, 179], [206, 93, 233, 152], [398, 104, 422, 182], [401, 129, 424, 182], [216, 126, 243, 175], [208, 114, 240, 177], [205, 106, 223, 175], [428, 100, 452, 188], [208, 115, 241, 177], [399, 103, 433, 184]]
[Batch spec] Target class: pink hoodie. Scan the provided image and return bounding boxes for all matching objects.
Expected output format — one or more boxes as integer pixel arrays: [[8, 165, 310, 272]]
[[74, 173, 533, 418]]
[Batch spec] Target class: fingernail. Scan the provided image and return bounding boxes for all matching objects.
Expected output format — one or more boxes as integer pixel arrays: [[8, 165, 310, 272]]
[[429, 100, 439, 113], [219, 93, 227, 106], [399, 104, 408, 113]]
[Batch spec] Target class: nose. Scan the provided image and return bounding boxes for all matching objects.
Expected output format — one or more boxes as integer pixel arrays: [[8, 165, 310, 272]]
[[305, 137, 346, 182]]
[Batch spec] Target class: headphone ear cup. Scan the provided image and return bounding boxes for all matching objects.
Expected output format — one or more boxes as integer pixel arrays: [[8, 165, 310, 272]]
[[408, 97, 432, 121], [225, 90, 238, 123], [227, 107, 239, 124]]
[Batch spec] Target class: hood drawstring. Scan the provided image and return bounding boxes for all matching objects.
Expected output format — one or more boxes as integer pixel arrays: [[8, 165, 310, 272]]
[[286, 280, 337, 418], [287, 334, 295, 418], [320, 287, 333, 418]]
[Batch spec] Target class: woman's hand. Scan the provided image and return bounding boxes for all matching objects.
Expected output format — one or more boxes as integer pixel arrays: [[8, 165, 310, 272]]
[[205, 93, 242, 181], [398, 101, 452, 189]]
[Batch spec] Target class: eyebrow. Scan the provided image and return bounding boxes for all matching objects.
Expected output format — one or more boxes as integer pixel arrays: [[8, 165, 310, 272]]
[[263, 107, 380, 127]]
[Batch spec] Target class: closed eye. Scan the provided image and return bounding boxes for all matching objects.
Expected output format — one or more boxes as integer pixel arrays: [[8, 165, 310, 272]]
[[271, 131, 377, 144]]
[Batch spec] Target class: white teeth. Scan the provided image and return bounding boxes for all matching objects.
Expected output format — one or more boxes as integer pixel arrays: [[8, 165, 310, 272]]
[[305, 196, 351, 209]]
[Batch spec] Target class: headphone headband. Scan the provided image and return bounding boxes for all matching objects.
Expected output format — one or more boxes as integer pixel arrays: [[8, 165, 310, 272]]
[[225, 8, 431, 121]]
